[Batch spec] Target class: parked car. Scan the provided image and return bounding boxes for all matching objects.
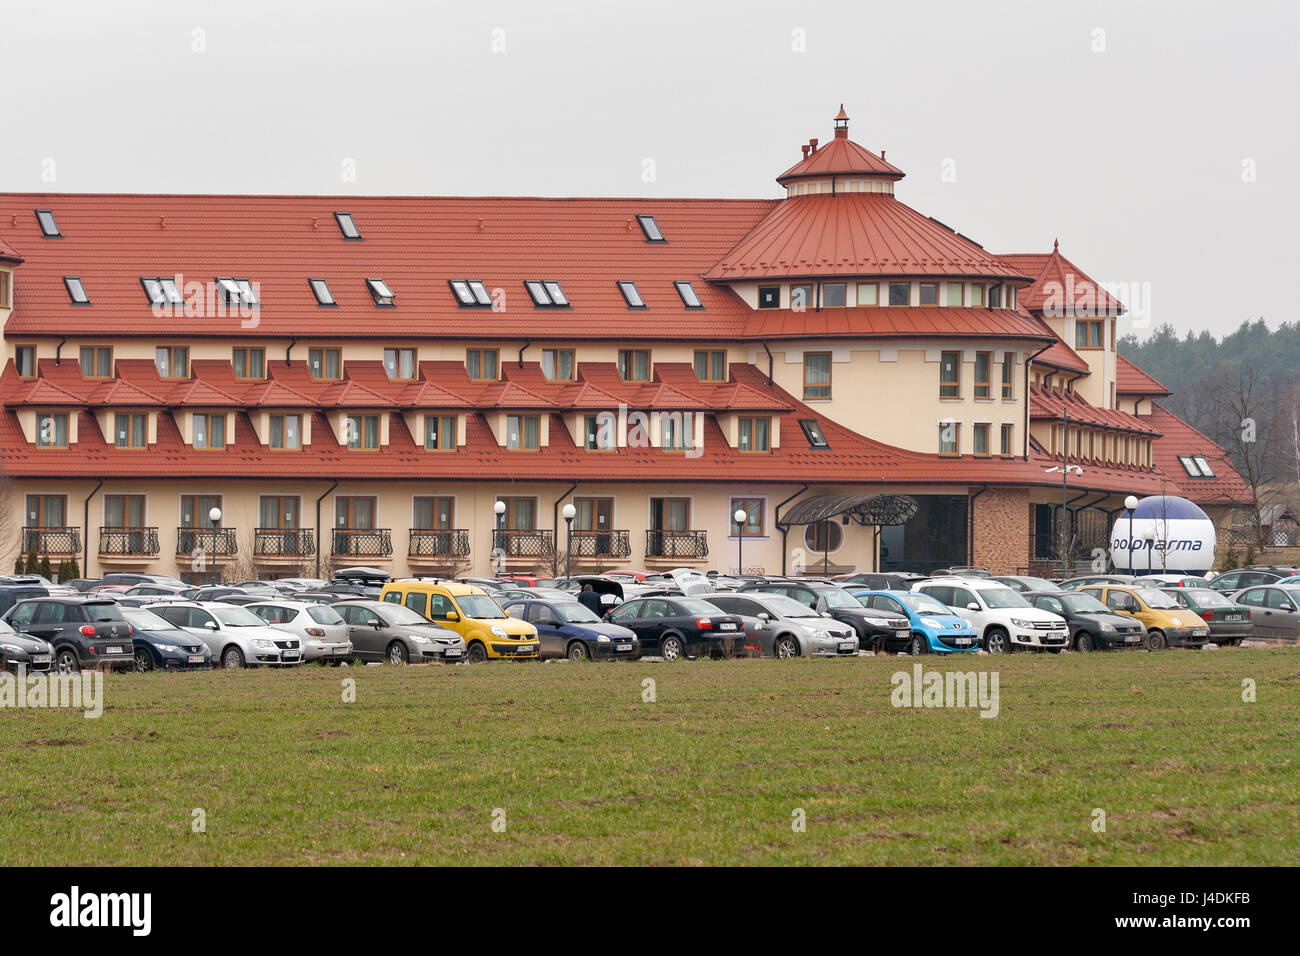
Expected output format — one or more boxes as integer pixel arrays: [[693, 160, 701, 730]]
[[379, 580, 539, 662], [1161, 587, 1252, 646], [913, 579, 1069, 653], [0, 573, 73, 597], [118, 605, 213, 671], [1208, 567, 1300, 593], [833, 572, 926, 591], [101, 572, 187, 588], [851, 589, 979, 654], [702, 591, 858, 657], [739, 579, 907, 650], [245, 601, 352, 663], [0, 617, 54, 673], [992, 575, 1062, 593], [933, 566, 991, 577], [333, 600, 465, 663], [1058, 574, 1140, 591], [61, 579, 103, 593], [123, 582, 191, 598], [1077, 585, 1211, 649], [503, 598, 640, 660], [1144, 573, 1211, 589], [1223, 584, 1300, 644], [1, 596, 136, 673], [493, 587, 575, 604], [147, 601, 302, 668], [0, 581, 48, 616], [1022, 590, 1146, 651], [605, 597, 746, 660]]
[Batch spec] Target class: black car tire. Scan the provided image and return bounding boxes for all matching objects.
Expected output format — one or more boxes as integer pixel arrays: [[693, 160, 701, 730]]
[[1147, 629, 1167, 651], [133, 647, 154, 672], [660, 634, 684, 661], [55, 648, 80, 674], [1076, 631, 1095, 652], [984, 627, 1008, 655], [774, 634, 799, 659], [466, 642, 488, 663], [907, 633, 926, 656], [387, 641, 409, 665], [221, 645, 245, 669], [567, 641, 589, 661]]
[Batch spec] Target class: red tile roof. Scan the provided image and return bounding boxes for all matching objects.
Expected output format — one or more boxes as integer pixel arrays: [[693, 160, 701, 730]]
[[1147, 403, 1251, 505], [1000, 242, 1124, 315], [1031, 338, 1090, 373], [1029, 384, 1159, 435], [742, 306, 1054, 341], [1115, 354, 1171, 396], [776, 129, 905, 183], [0, 234, 22, 263]]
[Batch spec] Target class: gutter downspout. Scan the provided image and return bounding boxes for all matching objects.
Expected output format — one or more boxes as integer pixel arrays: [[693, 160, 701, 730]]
[[82, 479, 104, 579], [55, 338, 67, 366], [967, 484, 988, 567], [286, 338, 297, 366], [1023, 341, 1053, 461], [518, 340, 531, 368], [762, 341, 774, 386], [773, 483, 810, 575], [314, 479, 340, 578], [551, 481, 578, 576]]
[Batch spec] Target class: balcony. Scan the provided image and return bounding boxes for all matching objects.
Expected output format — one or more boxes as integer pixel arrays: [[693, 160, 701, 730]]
[[99, 527, 161, 558], [645, 529, 709, 561], [21, 527, 81, 556], [331, 529, 393, 558], [409, 529, 471, 558], [491, 529, 555, 559], [176, 527, 238, 557], [567, 529, 632, 559], [253, 528, 317, 558]]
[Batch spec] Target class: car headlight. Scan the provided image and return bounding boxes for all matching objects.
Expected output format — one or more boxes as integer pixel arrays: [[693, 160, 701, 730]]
[[597, 634, 611, 643], [862, 617, 891, 627], [408, 634, 433, 644], [0, 643, 23, 654], [920, 618, 941, 628], [251, 639, 275, 649], [1099, 622, 1115, 632], [490, 625, 508, 638], [1169, 618, 1183, 626], [1010, 618, 1035, 628], [154, 643, 179, 652], [812, 629, 830, 639]]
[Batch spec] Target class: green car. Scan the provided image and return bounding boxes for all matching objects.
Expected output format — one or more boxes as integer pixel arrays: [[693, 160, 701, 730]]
[[1161, 587, 1252, 646]]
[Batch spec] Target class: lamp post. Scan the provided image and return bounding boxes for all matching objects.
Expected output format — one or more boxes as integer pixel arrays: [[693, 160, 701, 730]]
[[1124, 495, 1139, 574], [1142, 527, 1156, 576], [493, 500, 506, 572], [733, 508, 748, 575], [207, 506, 222, 587], [562, 503, 576, 580]]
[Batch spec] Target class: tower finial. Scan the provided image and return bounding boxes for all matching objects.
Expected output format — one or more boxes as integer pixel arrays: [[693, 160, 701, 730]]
[[1053, 237, 1059, 252], [833, 104, 849, 138]]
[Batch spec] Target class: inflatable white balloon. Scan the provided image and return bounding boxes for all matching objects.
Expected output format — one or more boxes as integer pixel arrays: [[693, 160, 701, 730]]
[[1110, 495, 1216, 575]]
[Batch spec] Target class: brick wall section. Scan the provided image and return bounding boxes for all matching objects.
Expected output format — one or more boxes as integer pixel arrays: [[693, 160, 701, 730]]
[[971, 487, 1031, 573]]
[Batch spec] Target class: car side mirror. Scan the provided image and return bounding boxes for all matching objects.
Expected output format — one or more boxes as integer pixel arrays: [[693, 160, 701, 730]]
[[369, 618, 383, 628], [444, 611, 459, 622], [757, 612, 770, 621], [966, 602, 980, 611], [204, 621, 218, 630]]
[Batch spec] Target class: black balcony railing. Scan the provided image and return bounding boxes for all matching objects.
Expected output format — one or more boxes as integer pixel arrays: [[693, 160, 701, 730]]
[[331, 529, 393, 557], [21, 527, 81, 555], [254, 528, 316, 557], [568, 529, 632, 559], [409, 529, 471, 558], [176, 527, 238, 557], [99, 527, 161, 557], [492, 529, 555, 558], [645, 529, 708, 560]]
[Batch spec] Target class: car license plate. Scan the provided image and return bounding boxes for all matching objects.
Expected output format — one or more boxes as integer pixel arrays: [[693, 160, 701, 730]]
[[616, 643, 632, 651], [444, 648, 462, 657], [34, 654, 51, 664], [956, 638, 972, 646], [105, 646, 127, 654], [187, 655, 205, 664], [720, 623, 737, 631], [838, 642, 854, 651], [333, 646, 348, 655], [1125, 634, 1141, 643], [282, 652, 300, 660], [1227, 614, 1244, 622]]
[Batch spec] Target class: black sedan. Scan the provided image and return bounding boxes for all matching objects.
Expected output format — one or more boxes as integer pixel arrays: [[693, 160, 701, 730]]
[[1, 596, 135, 672], [119, 606, 213, 671], [604, 597, 745, 660], [1024, 591, 1146, 651], [0, 617, 54, 673], [504, 599, 640, 661]]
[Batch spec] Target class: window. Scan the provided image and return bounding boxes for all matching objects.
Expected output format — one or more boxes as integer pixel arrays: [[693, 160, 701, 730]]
[[804, 520, 842, 553], [269, 414, 302, 449], [969, 284, 984, 307], [973, 423, 990, 456], [636, 214, 665, 241], [618, 349, 650, 381], [79, 347, 112, 378], [798, 418, 829, 449], [413, 496, 454, 531], [335, 496, 376, 531], [466, 348, 498, 380], [366, 278, 395, 306], [1180, 455, 1215, 478], [16, 346, 36, 377], [694, 350, 726, 382], [617, 280, 646, 308], [114, 413, 148, 448], [309, 278, 335, 306], [974, 352, 991, 399], [346, 415, 379, 450], [758, 286, 780, 309], [989, 286, 1002, 308], [155, 346, 188, 379], [939, 421, 959, 456], [939, 351, 960, 398], [35, 209, 60, 238], [524, 280, 569, 307], [674, 280, 703, 308], [1193, 455, 1215, 477], [449, 279, 492, 307], [1075, 320, 1103, 349], [541, 349, 575, 381], [36, 412, 69, 448], [506, 415, 539, 450], [661, 414, 694, 451], [791, 284, 813, 310], [888, 282, 910, 306], [919, 282, 938, 306], [232, 347, 265, 380], [498, 497, 536, 531], [216, 277, 258, 308], [141, 277, 183, 307], [803, 352, 831, 400], [424, 415, 456, 451], [259, 496, 300, 531], [334, 212, 361, 240], [384, 348, 417, 380], [822, 283, 847, 307], [103, 495, 145, 530], [584, 415, 615, 450], [1000, 423, 1014, 456], [946, 282, 964, 307], [730, 498, 765, 537], [856, 283, 878, 306], [0, 270, 9, 309], [1001, 353, 1014, 399], [64, 277, 89, 305], [194, 413, 226, 449], [737, 416, 771, 452], [25, 494, 67, 529], [309, 348, 341, 380]]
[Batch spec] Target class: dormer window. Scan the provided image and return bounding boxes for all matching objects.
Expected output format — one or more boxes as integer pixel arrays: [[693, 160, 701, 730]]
[[35, 209, 60, 238], [114, 413, 148, 449], [270, 414, 302, 449], [758, 286, 780, 309], [449, 280, 492, 307], [636, 214, 666, 242], [346, 415, 380, 450], [424, 415, 456, 451], [366, 278, 395, 307], [141, 277, 183, 307], [194, 413, 226, 449], [888, 282, 910, 306], [617, 281, 645, 308], [334, 212, 361, 240], [64, 277, 89, 305], [738, 416, 771, 452], [525, 280, 569, 307], [506, 415, 540, 451], [674, 281, 703, 309], [822, 283, 847, 308], [36, 412, 69, 448], [309, 278, 336, 306]]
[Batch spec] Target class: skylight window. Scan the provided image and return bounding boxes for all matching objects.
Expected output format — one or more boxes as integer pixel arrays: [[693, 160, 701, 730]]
[[216, 277, 259, 308], [618, 280, 645, 308], [141, 277, 183, 306], [674, 280, 703, 309], [35, 209, 61, 238], [64, 277, 89, 305], [799, 418, 830, 449], [1193, 454, 1215, 477], [366, 278, 395, 306], [449, 279, 493, 307], [542, 281, 568, 306], [636, 214, 665, 242], [309, 278, 335, 306], [334, 212, 361, 240], [1178, 455, 1200, 477], [525, 280, 570, 308]]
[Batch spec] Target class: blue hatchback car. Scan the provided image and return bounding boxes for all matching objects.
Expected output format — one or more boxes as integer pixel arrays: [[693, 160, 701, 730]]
[[851, 589, 980, 654], [502, 599, 640, 661]]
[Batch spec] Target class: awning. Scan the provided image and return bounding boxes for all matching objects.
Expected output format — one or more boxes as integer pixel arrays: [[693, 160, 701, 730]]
[[777, 494, 919, 528]]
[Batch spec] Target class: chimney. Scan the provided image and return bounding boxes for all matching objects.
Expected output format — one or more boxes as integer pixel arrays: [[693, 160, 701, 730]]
[[801, 145, 810, 159], [809, 138, 819, 153]]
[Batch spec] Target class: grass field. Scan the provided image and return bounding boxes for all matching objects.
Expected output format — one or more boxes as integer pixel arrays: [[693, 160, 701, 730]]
[[2, 648, 1298, 866]]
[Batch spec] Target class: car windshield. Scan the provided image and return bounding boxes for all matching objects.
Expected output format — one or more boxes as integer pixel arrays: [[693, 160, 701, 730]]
[[84, 602, 127, 622], [818, 589, 859, 609], [210, 606, 267, 627], [897, 593, 950, 615], [307, 605, 344, 625], [1058, 593, 1110, 614], [455, 594, 507, 619], [676, 599, 723, 615], [1184, 589, 1232, 607], [377, 605, 434, 627], [556, 603, 602, 623], [1135, 588, 1179, 609], [978, 588, 1031, 609], [121, 608, 181, 631]]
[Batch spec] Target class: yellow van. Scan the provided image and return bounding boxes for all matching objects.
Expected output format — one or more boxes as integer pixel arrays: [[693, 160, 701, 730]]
[[379, 580, 539, 662], [1080, 584, 1211, 650]]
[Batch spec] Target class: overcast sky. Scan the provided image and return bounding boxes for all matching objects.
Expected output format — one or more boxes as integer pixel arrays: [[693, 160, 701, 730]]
[[1, 0, 1295, 339]]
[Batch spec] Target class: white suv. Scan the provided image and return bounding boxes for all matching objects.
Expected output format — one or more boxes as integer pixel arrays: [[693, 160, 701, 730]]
[[912, 579, 1068, 653]]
